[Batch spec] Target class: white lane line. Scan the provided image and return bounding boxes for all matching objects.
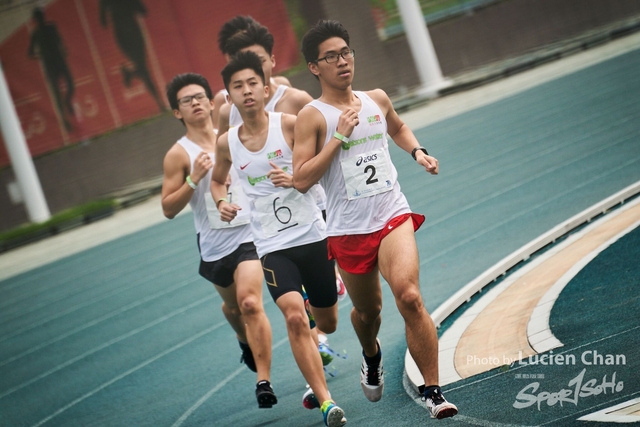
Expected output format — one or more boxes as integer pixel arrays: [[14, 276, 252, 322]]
[[406, 182, 640, 392], [170, 337, 289, 427], [528, 218, 640, 353], [419, 156, 640, 266], [0, 231, 187, 312], [0, 295, 215, 400], [541, 391, 640, 425], [171, 299, 354, 427], [402, 371, 534, 427], [0, 257, 194, 343], [30, 322, 225, 427], [420, 134, 633, 234], [577, 397, 640, 423], [0, 199, 192, 283], [0, 278, 199, 367]]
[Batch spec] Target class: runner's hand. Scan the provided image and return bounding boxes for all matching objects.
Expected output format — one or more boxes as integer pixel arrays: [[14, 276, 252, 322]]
[[268, 161, 293, 188], [337, 108, 359, 138], [192, 152, 212, 184], [218, 201, 241, 223], [416, 152, 439, 175]]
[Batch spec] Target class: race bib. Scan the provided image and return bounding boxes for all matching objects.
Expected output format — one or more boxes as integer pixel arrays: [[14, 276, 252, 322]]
[[253, 188, 317, 238], [341, 148, 393, 200], [205, 185, 250, 229]]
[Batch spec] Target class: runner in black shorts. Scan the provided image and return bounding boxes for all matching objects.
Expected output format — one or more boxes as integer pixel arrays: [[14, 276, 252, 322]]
[[198, 240, 259, 287], [261, 239, 337, 308]]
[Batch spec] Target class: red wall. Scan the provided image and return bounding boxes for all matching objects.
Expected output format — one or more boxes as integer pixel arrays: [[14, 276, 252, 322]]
[[0, 0, 299, 167]]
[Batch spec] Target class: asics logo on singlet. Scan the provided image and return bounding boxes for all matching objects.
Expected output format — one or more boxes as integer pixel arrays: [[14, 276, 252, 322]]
[[355, 154, 378, 166], [247, 166, 289, 186]]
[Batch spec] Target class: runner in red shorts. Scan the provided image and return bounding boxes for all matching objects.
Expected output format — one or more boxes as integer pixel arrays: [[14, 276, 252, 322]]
[[293, 20, 458, 420]]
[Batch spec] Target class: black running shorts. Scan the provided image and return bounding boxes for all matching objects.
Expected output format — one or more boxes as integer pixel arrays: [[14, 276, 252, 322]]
[[197, 239, 259, 288], [260, 239, 337, 308]]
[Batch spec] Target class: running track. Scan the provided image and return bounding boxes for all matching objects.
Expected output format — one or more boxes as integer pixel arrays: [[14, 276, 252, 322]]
[[1, 33, 640, 427]]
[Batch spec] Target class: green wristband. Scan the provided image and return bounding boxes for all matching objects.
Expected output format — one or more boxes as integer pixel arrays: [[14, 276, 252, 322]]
[[186, 175, 197, 190], [216, 197, 228, 208], [333, 131, 349, 143]]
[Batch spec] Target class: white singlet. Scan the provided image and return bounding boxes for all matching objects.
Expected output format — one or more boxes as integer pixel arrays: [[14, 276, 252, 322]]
[[306, 91, 411, 236], [176, 136, 252, 262], [229, 84, 327, 211], [229, 84, 288, 128], [227, 112, 326, 258]]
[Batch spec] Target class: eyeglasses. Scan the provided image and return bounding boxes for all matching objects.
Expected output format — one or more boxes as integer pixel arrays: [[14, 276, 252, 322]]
[[315, 49, 355, 64], [177, 92, 207, 107]]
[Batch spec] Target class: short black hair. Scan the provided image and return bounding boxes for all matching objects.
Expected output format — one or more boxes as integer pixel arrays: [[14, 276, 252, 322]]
[[217, 15, 257, 55], [221, 51, 266, 92], [301, 20, 350, 64], [224, 23, 274, 57], [165, 73, 212, 111]]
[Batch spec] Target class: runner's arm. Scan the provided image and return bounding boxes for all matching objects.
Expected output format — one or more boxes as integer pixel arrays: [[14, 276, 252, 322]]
[[292, 106, 353, 193], [212, 91, 228, 132], [211, 133, 240, 222], [216, 103, 231, 136], [161, 146, 192, 219], [370, 89, 439, 175]]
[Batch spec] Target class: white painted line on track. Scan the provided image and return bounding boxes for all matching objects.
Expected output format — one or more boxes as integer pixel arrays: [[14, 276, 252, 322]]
[[577, 397, 640, 423], [171, 299, 353, 427], [406, 180, 640, 395], [0, 294, 216, 400], [0, 257, 194, 344], [0, 278, 199, 367], [170, 336, 289, 427], [30, 321, 225, 427], [528, 216, 640, 353]]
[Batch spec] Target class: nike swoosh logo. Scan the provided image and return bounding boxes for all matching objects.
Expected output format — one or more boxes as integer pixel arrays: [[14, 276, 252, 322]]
[[388, 225, 393, 230], [240, 162, 251, 170]]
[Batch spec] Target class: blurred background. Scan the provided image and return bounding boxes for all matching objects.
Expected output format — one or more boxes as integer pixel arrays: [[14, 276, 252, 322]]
[[1, 0, 640, 233]]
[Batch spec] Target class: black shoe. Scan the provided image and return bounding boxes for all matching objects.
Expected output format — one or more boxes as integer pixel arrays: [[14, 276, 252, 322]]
[[256, 380, 278, 409], [239, 341, 257, 372]]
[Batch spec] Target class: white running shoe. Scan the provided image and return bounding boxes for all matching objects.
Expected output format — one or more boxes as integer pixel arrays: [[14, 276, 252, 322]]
[[302, 387, 320, 409], [423, 387, 458, 419], [359, 338, 383, 402]]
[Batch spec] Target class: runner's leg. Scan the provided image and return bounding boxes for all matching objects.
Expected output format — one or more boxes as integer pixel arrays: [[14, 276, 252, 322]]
[[338, 266, 382, 358], [234, 259, 272, 381], [377, 219, 438, 386]]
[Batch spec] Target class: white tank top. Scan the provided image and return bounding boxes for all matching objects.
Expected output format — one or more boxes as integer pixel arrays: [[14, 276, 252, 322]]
[[229, 85, 288, 127], [229, 84, 326, 211], [176, 136, 253, 261], [306, 91, 411, 236], [227, 112, 326, 258]]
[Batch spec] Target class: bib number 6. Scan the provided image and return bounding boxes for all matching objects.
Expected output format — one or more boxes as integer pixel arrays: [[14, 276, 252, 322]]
[[272, 196, 295, 228]]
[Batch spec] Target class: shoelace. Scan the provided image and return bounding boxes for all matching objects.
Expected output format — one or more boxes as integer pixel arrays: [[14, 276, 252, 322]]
[[365, 361, 381, 386], [423, 390, 445, 405]]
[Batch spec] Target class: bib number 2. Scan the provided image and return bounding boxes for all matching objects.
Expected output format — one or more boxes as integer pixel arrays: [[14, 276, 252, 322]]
[[341, 148, 393, 200]]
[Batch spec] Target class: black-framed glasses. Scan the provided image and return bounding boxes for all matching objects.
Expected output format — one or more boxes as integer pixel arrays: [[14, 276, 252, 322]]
[[315, 49, 355, 64], [177, 92, 207, 107]]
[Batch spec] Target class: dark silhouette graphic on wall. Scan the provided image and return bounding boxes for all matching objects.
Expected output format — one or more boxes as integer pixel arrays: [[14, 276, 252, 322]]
[[100, 0, 164, 111], [28, 7, 76, 131]]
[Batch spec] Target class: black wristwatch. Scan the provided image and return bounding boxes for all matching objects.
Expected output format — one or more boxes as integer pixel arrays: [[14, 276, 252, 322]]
[[411, 146, 429, 161]]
